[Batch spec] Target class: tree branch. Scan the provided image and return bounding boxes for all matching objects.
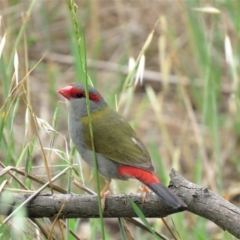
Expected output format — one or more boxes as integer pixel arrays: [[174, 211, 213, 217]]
[[0, 169, 239, 238], [169, 169, 240, 238]]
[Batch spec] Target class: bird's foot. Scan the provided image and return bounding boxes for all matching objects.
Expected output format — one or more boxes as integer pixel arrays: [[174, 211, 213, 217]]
[[100, 190, 111, 210], [138, 185, 151, 204], [100, 179, 112, 210]]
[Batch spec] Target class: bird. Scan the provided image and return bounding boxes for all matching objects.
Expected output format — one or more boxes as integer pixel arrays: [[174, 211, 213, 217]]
[[58, 83, 185, 209]]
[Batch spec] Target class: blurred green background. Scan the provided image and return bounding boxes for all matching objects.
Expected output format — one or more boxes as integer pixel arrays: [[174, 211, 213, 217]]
[[0, 0, 240, 239]]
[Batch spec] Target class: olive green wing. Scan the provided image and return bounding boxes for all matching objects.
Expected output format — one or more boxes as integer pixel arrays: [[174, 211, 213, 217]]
[[80, 107, 155, 172]]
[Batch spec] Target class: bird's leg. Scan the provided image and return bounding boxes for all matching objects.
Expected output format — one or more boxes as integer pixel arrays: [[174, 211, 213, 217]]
[[138, 185, 151, 204], [100, 179, 111, 209]]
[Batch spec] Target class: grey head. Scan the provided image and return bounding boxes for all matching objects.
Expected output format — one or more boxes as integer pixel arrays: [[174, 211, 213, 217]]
[[58, 83, 108, 121]]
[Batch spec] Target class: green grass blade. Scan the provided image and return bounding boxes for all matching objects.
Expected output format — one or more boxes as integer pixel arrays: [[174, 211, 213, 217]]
[[126, 196, 161, 240], [118, 218, 127, 240], [66, 0, 105, 238]]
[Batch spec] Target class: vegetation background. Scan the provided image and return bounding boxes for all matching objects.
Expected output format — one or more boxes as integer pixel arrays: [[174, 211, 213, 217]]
[[0, 0, 240, 239]]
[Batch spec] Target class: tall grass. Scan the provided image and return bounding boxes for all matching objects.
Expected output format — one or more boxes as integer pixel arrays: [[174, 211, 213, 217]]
[[0, 0, 239, 239]]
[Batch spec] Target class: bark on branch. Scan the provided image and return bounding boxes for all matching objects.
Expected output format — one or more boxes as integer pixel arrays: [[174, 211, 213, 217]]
[[0, 169, 239, 238]]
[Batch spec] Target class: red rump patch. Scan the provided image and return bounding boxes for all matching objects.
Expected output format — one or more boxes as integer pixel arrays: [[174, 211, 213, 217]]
[[118, 165, 160, 184]]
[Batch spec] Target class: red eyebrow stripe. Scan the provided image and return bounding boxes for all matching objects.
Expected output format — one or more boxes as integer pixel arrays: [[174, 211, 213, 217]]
[[70, 87, 100, 102], [89, 93, 100, 102], [71, 88, 85, 96]]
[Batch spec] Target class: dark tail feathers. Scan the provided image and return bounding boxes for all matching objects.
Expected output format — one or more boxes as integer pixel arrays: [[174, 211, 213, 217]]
[[146, 182, 184, 209]]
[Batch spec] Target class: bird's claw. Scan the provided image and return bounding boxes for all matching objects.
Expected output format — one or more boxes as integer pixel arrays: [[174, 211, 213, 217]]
[[138, 185, 151, 204], [100, 190, 111, 210], [100, 179, 112, 210]]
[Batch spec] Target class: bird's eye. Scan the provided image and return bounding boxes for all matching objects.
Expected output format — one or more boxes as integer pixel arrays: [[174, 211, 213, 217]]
[[76, 93, 84, 98], [70, 88, 86, 99]]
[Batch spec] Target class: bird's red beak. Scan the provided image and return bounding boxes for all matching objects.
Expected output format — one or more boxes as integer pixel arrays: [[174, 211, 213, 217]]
[[58, 85, 73, 100]]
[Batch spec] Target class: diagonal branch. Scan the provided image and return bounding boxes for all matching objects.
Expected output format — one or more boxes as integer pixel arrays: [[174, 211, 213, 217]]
[[169, 169, 240, 238]]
